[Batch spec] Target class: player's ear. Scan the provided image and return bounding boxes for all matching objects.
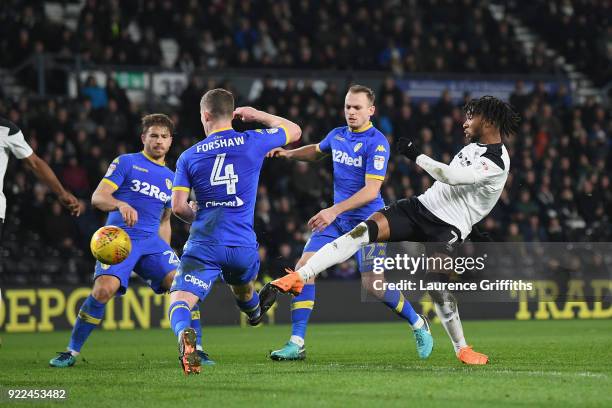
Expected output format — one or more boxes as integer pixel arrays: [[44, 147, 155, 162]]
[[203, 110, 213, 123], [368, 104, 376, 116]]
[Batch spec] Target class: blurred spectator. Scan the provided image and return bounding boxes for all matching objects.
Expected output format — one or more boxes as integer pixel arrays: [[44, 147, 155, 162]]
[[0, 0, 572, 78], [81, 76, 108, 110]]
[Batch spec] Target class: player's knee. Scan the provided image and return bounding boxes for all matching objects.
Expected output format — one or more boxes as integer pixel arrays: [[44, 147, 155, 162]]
[[347, 220, 377, 244], [92, 285, 116, 303], [92, 276, 119, 303]]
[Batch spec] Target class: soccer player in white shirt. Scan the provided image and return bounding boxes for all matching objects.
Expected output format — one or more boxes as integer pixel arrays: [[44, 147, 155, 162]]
[[260, 96, 520, 365], [0, 117, 80, 237]]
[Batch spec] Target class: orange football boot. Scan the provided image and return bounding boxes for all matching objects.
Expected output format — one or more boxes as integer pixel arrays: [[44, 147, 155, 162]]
[[457, 346, 489, 365], [271, 268, 305, 295], [178, 328, 201, 375]]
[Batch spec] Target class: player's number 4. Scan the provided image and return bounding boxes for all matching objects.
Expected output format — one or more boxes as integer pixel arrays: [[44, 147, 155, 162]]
[[210, 153, 238, 194]]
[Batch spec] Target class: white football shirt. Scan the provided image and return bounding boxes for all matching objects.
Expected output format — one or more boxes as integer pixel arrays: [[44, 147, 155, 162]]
[[0, 118, 34, 219], [417, 143, 510, 239]]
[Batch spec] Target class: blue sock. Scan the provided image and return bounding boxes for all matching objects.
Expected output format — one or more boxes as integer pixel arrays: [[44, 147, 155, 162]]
[[236, 291, 261, 319], [382, 289, 419, 325], [68, 295, 106, 353], [191, 304, 202, 348], [169, 301, 192, 337], [291, 284, 315, 343]]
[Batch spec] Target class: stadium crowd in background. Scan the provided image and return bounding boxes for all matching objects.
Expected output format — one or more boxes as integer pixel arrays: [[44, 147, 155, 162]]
[[0, 0, 609, 285], [2, 0, 565, 76], [1, 76, 609, 284]]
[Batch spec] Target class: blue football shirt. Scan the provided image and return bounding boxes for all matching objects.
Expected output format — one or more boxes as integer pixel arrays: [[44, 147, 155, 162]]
[[173, 126, 289, 247], [317, 122, 389, 220], [102, 152, 174, 239]]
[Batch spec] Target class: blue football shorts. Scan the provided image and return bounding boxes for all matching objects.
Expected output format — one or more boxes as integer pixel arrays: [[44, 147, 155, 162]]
[[170, 241, 260, 302], [94, 234, 179, 295]]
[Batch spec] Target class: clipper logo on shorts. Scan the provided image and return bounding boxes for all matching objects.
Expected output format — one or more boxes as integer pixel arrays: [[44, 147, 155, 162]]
[[184, 274, 211, 290]]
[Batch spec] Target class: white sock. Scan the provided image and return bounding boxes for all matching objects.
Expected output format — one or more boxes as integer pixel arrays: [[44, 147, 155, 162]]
[[411, 316, 424, 330], [434, 302, 468, 353], [297, 223, 370, 281], [290, 335, 305, 347], [196, 345, 203, 351], [68, 349, 79, 356]]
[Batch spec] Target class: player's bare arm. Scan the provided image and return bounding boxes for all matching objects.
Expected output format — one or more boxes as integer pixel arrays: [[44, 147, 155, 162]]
[[233, 106, 302, 143], [308, 178, 383, 232], [91, 180, 138, 226], [171, 188, 195, 224], [21, 152, 81, 216], [266, 143, 326, 161], [159, 207, 172, 244]]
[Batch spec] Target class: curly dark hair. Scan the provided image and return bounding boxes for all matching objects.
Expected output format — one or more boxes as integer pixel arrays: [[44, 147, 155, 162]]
[[463, 95, 521, 138]]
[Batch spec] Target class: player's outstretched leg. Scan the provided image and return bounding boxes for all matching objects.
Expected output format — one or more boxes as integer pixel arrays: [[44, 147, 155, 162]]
[[266, 221, 374, 297], [50, 276, 117, 367], [169, 298, 201, 374], [270, 282, 314, 361], [190, 304, 215, 366], [429, 287, 488, 365], [259, 227, 364, 301]]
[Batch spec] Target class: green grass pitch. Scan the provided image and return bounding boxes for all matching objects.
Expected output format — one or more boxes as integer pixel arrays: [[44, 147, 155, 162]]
[[1, 320, 611, 407]]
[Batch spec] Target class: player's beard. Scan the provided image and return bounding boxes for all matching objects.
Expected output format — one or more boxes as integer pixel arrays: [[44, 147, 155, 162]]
[[467, 127, 482, 143]]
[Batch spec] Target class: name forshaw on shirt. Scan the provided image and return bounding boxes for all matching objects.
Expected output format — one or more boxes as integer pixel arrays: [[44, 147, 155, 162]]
[[332, 149, 363, 167], [196, 136, 245, 153]]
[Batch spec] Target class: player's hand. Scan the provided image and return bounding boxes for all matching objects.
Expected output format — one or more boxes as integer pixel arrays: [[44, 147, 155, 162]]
[[58, 191, 81, 216], [308, 207, 339, 232], [188, 200, 199, 212], [468, 226, 493, 242], [266, 148, 291, 159], [395, 137, 421, 161], [233, 106, 260, 122], [118, 202, 138, 227]]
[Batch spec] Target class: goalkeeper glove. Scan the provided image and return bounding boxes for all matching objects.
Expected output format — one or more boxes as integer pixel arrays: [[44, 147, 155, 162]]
[[396, 137, 421, 161]]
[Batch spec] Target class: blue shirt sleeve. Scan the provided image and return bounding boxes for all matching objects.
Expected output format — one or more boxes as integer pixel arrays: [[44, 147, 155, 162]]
[[317, 130, 334, 153], [247, 127, 289, 156], [103, 155, 129, 190], [365, 134, 390, 181], [173, 152, 191, 192]]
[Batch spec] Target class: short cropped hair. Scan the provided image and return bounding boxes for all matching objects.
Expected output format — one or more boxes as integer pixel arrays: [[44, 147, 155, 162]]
[[347, 84, 375, 105], [141, 113, 174, 134], [200, 88, 235, 119]]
